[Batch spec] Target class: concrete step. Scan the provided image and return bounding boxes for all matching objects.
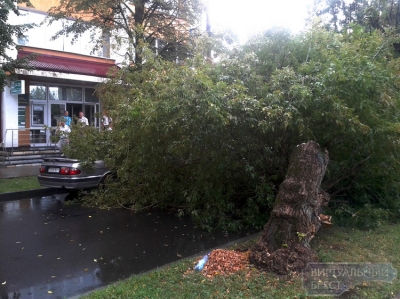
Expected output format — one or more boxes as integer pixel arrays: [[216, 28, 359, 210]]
[[4, 159, 44, 166], [5, 153, 61, 160], [1, 151, 59, 157], [0, 146, 58, 156], [1, 148, 62, 165]]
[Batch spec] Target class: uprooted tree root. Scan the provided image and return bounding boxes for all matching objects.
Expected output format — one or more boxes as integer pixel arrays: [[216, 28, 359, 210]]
[[249, 243, 318, 275]]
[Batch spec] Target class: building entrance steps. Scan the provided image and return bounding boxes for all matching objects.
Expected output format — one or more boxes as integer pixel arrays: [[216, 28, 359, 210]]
[[1, 146, 62, 166]]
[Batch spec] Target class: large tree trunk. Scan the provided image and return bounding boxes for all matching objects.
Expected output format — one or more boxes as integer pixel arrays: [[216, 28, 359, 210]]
[[249, 141, 330, 275]]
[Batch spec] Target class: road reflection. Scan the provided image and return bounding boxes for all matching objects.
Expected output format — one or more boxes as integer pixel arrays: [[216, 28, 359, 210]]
[[0, 194, 255, 299]]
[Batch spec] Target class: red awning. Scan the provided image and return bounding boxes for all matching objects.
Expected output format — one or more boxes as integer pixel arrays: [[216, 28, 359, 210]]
[[17, 50, 115, 77]]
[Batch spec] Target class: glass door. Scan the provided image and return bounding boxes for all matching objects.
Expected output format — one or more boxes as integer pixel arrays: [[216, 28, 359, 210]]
[[67, 103, 83, 125], [50, 103, 66, 127], [84, 104, 95, 127]]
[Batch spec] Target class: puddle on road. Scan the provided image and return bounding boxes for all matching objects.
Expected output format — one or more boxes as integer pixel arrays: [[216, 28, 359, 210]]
[[0, 194, 256, 299]]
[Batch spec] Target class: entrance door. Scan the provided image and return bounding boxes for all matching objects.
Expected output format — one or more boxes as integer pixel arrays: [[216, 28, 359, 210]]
[[64, 104, 98, 127], [50, 103, 66, 127], [67, 103, 83, 125], [84, 105, 96, 127]]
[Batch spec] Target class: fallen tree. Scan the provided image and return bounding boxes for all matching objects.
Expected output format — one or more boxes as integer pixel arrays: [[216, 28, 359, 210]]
[[249, 141, 330, 275]]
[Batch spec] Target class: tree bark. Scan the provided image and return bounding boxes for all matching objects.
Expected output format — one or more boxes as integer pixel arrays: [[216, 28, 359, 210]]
[[249, 141, 330, 275]]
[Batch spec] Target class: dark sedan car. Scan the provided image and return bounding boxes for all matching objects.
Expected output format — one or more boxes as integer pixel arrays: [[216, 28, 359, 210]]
[[38, 157, 111, 190]]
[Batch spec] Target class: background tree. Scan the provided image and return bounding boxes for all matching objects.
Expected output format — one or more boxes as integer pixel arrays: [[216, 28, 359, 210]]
[[314, 0, 400, 33], [313, 0, 345, 32], [0, 0, 33, 91], [46, 0, 203, 66]]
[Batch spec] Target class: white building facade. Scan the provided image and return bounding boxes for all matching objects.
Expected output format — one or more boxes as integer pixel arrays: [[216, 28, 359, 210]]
[[1, 5, 117, 148]]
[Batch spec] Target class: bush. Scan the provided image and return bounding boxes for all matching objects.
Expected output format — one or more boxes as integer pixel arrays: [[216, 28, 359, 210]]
[[328, 204, 391, 230]]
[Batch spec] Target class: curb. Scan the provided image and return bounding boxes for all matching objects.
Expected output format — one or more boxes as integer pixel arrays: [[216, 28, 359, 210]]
[[0, 188, 68, 202]]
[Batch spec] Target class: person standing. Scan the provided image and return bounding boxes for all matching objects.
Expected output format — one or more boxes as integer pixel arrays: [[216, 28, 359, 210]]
[[101, 111, 112, 130], [62, 110, 72, 127], [77, 111, 89, 126], [56, 121, 71, 152]]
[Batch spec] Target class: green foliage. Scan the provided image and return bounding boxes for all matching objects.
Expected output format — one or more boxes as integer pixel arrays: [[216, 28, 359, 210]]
[[296, 232, 307, 241], [242, 28, 305, 85], [63, 124, 112, 166], [76, 57, 276, 231], [70, 26, 400, 231], [314, 0, 400, 33], [0, 0, 34, 91], [302, 29, 400, 210], [236, 27, 400, 225], [326, 204, 390, 230]]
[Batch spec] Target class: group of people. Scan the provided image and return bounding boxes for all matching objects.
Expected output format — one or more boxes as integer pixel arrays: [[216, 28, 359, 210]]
[[60, 111, 89, 127], [55, 110, 112, 151]]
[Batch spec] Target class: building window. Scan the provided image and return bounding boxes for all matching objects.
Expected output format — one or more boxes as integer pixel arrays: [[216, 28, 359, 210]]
[[49, 86, 83, 101], [30, 85, 46, 100], [84, 88, 99, 103]]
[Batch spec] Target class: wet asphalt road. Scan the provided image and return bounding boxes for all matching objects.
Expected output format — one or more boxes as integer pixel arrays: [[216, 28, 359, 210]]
[[0, 193, 255, 299]]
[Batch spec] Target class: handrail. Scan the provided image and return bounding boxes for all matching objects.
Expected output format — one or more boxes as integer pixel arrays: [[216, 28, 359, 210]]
[[2, 129, 31, 164], [2, 128, 31, 149], [1, 128, 58, 165]]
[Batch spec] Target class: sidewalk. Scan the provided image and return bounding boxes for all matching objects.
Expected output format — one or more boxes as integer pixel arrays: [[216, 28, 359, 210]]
[[0, 164, 66, 202], [0, 164, 41, 179]]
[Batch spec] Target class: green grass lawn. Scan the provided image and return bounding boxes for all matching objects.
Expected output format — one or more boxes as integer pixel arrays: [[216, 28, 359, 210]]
[[0, 176, 41, 193], [82, 223, 400, 299]]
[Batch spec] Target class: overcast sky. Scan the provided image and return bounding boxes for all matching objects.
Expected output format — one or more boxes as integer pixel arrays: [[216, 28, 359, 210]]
[[205, 0, 315, 43]]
